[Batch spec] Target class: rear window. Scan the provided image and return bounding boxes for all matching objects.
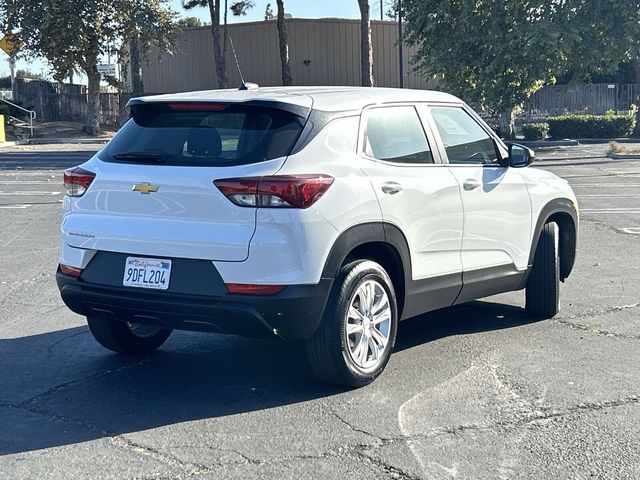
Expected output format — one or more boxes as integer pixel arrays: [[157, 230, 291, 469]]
[[101, 103, 306, 166]]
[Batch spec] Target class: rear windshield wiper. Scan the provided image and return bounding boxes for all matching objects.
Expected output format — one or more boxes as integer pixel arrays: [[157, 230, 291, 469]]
[[111, 152, 165, 163]]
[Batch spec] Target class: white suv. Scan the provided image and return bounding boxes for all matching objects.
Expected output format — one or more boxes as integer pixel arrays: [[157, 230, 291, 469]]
[[57, 87, 578, 387]]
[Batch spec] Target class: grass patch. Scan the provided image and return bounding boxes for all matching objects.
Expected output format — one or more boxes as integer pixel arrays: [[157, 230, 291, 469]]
[[609, 141, 640, 155]]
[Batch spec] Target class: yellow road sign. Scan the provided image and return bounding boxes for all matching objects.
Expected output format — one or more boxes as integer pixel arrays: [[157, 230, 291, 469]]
[[0, 35, 21, 56]]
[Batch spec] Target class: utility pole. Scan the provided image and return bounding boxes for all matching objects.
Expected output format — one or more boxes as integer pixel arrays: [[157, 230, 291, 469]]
[[398, 0, 403, 88], [380, 0, 383, 20], [9, 56, 16, 100]]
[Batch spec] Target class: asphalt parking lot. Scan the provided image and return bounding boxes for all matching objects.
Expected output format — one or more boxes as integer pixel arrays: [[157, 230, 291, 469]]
[[1, 142, 639, 479]]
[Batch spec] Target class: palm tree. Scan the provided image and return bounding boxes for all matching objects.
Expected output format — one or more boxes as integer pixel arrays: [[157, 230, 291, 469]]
[[182, 0, 228, 88], [275, 0, 292, 86], [231, 0, 292, 86], [357, 0, 374, 87]]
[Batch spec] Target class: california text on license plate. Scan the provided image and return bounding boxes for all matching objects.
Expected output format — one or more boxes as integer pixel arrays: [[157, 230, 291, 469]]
[[123, 257, 171, 290]]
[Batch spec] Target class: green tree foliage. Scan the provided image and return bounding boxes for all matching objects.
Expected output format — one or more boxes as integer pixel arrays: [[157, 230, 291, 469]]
[[264, 3, 274, 20], [16, 69, 44, 79], [402, 0, 640, 137], [230, 1, 254, 16], [176, 16, 204, 28], [124, 0, 177, 98], [2, 0, 176, 135]]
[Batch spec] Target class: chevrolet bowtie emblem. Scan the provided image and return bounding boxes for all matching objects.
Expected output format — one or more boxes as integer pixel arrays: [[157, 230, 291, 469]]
[[132, 183, 159, 194]]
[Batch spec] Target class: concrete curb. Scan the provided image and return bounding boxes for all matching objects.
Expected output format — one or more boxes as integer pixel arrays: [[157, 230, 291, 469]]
[[27, 137, 111, 145], [577, 138, 640, 145], [608, 153, 640, 160], [0, 140, 29, 148], [518, 140, 580, 149], [519, 138, 640, 150]]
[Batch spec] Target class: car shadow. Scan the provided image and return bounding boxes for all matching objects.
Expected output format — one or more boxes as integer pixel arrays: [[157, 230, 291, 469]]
[[1, 299, 538, 455], [395, 300, 537, 352]]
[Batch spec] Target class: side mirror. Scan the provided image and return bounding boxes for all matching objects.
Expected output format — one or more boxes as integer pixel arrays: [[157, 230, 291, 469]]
[[507, 143, 535, 168]]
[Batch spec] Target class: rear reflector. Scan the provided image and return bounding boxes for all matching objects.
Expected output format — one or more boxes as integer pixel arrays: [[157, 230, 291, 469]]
[[63, 167, 95, 197], [59, 264, 83, 277], [226, 283, 285, 295], [214, 175, 334, 209]]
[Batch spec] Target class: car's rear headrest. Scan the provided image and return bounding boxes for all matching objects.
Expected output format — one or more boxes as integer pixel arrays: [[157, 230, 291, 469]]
[[186, 128, 222, 156]]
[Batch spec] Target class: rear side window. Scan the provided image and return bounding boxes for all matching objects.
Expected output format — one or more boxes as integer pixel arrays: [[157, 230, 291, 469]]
[[364, 106, 434, 164], [101, 103, 306, 167]]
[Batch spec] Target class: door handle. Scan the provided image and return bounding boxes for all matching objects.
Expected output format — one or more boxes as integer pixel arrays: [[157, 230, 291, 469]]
[[463, 179, 482, 191], [381, 182, 403, 195]]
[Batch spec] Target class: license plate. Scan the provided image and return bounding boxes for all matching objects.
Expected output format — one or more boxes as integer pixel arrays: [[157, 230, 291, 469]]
[[123, 257, 171, 290]]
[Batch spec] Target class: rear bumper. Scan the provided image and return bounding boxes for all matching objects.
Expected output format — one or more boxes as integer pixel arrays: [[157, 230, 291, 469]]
[[56, 272, 333, 340]]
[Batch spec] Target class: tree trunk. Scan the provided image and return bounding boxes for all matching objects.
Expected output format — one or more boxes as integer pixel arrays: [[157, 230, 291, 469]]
[[129, 34, 144, 97], [208, 0, 227, 89], [276, 0, 293, 86], [357, 0, 374, 87], [223, 0, 229, 83], [499, 108, 516, 139], [84, 62, 101, 136]]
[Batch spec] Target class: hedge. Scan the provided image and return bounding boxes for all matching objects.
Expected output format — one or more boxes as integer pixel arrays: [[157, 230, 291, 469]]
[[548, 112, 637, 139], [522, 123, 549, 141]]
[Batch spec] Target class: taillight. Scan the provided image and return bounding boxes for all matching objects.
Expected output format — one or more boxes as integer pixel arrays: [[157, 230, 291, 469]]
[[59, 264, 83, 277], [214, 175, 334, 209], [64, 167, 95, 197]]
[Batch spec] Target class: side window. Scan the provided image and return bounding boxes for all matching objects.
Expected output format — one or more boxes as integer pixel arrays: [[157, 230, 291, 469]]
[[364, 106, 434, 164], [430, 107, 498, 165]]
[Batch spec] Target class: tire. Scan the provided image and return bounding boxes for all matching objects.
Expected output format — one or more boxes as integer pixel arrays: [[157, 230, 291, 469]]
[[87, 317, 172, 355], [306, 260, 398, 388], [525, 221, 560, 318]]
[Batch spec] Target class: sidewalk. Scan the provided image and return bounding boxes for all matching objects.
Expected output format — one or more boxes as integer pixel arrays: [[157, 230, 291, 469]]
[[3, 121, 116, 146]]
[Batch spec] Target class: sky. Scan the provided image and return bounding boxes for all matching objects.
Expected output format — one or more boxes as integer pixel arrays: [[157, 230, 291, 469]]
[[0, 0, 390, 80]]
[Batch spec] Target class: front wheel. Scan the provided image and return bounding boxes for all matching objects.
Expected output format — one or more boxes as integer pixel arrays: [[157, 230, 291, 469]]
[[525, 221, 560, 318], [306, 260, 398, 388], [87, 317, 172, 355]]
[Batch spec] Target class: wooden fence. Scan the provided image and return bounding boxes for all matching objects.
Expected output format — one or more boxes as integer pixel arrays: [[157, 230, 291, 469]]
[[15, 78, 640, 127], [525, 83, 640, 119], [14, 78, 132, 127]]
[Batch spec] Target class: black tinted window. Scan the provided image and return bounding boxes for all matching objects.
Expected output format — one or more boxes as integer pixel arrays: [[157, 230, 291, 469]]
[[430, 107, 498, 165], [102, 103, 305, 166], [365, 106, 434, 164]]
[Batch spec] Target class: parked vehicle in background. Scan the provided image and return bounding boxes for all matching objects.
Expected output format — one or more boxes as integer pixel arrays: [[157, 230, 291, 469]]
[[57, 87, 578, 387]]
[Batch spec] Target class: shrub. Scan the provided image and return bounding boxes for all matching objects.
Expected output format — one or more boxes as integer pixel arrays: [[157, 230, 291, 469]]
[[522, 123, 549, 141], [486, 122, 501, 137], [548, 111, 637, 139], [0, 104, 10, 124]]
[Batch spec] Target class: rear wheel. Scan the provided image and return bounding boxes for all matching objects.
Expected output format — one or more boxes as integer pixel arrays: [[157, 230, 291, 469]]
[[525, 221, 560, 318], [87, 317, 172, 355], [306, 260, 398, 388]]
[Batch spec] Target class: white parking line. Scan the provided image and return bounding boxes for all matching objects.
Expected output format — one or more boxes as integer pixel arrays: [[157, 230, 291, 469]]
[[577, 194, 640, 198], [571, 184, 640, 187], [0, 204, 31, 209], [0, 181, 56, 185], [0, 172, 60, 177], [621, 227, 640, 234], [0, 191, 60, 196], [581, 208, 640, 214]]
